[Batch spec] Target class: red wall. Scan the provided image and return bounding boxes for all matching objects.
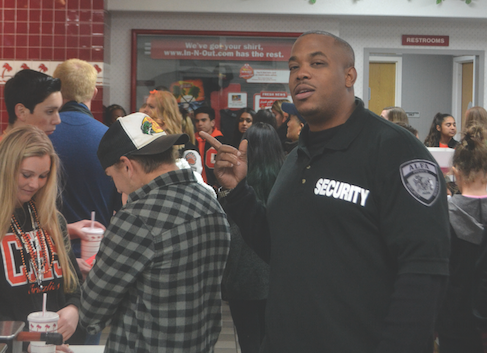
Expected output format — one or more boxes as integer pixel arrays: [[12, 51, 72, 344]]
[[0, 0, 105, 133]]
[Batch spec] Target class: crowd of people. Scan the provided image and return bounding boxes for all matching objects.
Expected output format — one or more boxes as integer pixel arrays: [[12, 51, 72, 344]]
[[2, 30, 487, 353]]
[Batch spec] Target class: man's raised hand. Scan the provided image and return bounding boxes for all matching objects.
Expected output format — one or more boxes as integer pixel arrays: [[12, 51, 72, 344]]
[[199, 131, 248, 190]]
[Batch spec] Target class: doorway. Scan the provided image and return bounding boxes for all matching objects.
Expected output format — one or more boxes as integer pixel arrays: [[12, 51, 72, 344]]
[[368, 56, 402, 116], [364, 48, 484, 140]]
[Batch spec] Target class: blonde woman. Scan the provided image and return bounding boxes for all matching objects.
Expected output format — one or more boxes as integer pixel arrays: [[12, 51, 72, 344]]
[[271, 99, 291, 145], [0, 125, 85, 347], [146, 90, 202, 174]]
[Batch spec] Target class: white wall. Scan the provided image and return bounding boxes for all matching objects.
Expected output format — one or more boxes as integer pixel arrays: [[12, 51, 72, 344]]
[[107, 12, 487, 116], [107, 0, 487, 19]]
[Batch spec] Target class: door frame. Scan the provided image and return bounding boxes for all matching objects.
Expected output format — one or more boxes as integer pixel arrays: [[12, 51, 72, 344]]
[[452, 55, 476, 136], [369, 55, 403, 108], [363, 48, 485, 114]]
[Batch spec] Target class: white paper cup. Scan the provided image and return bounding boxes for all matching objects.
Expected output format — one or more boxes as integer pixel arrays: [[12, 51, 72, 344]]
[[28, 311, 59, 353], [81, 227, 104, 260]]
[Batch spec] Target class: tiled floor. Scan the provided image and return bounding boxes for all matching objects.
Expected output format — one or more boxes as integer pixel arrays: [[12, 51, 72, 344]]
[[99, 301, 241, 352], [215, 301, 241, 353]]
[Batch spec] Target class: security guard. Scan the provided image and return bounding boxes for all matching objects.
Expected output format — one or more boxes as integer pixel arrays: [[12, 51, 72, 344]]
[[202, 30, 450, 353]]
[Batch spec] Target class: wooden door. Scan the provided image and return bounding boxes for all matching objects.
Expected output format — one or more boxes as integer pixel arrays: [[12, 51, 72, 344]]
[[369, 62, 396, 116]]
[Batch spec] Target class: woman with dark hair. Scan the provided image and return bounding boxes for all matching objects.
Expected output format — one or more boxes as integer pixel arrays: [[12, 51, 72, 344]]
[[437, 124, 487, 353], [253, 109, 277, 130], [103, 104, 126, 127], [221, 122, 285, 353], [424, 113, 459, 148], [231, 108, 256, 148]]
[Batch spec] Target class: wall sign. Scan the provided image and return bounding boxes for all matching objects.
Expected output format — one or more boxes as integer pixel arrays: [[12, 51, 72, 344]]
[[402, 35, 449, 47]]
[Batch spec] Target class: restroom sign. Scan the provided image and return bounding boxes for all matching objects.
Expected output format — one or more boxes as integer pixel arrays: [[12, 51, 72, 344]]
[[402, 35, 449, 47]]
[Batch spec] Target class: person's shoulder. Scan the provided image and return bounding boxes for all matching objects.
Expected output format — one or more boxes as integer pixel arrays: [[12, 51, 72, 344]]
[[364, 111, 421, 147]]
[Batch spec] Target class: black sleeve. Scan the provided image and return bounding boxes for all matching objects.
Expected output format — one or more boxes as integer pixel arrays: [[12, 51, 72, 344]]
[[472, 235, 487, 322], [222, 178, 272, 263], [375, 273, 447, 353]]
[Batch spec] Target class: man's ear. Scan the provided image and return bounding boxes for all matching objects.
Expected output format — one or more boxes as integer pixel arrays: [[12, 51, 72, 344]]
[[15, 103, 29, 122], [92, 87, 98, 101], [345, 66, 357, 88], [119, 156, 134, 176]]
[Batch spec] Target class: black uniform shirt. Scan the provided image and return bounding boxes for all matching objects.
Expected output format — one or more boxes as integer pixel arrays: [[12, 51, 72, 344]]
[[262, 98, 450, 352]]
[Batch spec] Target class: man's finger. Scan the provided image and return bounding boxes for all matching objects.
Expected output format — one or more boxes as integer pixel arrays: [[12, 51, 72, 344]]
[[238, 139, 248, 156], [199, 131, 222, 150]]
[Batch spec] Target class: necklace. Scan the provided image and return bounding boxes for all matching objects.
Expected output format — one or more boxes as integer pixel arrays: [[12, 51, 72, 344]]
[[10, 200, 55, 289]]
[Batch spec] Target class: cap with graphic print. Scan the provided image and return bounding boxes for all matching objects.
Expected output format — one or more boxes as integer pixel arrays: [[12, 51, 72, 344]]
[[97, 112, 188, 169]]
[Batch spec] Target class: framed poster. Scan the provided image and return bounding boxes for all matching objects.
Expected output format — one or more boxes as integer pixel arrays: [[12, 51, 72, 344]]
[[131, 30, 299, 137]]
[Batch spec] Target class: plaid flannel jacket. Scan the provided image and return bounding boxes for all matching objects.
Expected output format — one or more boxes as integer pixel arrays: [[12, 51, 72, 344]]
[[80, 168, 231, 352]]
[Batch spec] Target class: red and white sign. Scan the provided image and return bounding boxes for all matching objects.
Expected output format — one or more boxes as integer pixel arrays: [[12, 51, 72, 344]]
[[247, 69, 289, 84], [151, 38, 292, 62], [402, 35, 449, 47], [239, 64, 254, 79], [253, 91, 292, 111]]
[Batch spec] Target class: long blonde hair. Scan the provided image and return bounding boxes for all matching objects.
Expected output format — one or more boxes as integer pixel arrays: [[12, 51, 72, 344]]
[[0, 126, 78, 291], [148, 90, 183, 135]]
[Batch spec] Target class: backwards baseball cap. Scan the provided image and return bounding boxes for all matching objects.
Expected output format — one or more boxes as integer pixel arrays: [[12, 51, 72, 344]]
[[97, 112, 188, 170], [281, 102, 306, 124]]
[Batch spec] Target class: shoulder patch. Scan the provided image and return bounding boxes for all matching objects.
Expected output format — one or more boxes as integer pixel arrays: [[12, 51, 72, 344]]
[[400, 159, 440, 206]]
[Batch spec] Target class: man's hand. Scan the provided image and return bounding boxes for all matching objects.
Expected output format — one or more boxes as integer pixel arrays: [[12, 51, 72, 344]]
[[56, 305, 79, 341], [76, 258, 92, 280], [67, 220, 105, 240], [199, 131, 248, 190]]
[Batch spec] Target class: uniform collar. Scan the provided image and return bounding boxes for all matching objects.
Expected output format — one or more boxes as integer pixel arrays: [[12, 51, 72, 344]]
[[298, 97, 366, 158]]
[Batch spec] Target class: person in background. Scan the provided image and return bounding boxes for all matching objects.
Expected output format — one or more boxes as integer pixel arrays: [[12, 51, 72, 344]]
[[395, 122, 419, 138], [282, 102, 305, 153], [0, 126, 86, 349], [271, 99, 291, 147], [231, 108, 256, 148], [2, 69, 62, 139], [80, 113, 230, 352], [221, 122, 284, 353], [437, 124, 487, 353], [180, 106, 196, 145], [194, 106, 225, 187], [254, 109, 277, 130], [424, 113, 459, 148], [139, 102, 150, 115], [381, 106, 409, 124], [103, 104, 126, 127], [145, 90, 202, 174], [204, 30, 450, 353], [464, 106, 487, 130], [50, 58, 118, 351]]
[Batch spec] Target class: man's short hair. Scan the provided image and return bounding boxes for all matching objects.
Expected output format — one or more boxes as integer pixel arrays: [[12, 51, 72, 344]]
[[194, 106, 216, 121], [123, 148, 177, 174], [4, 69, 61, 125], [300, 30, 355, 68], [53, 59, 97, 103]]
